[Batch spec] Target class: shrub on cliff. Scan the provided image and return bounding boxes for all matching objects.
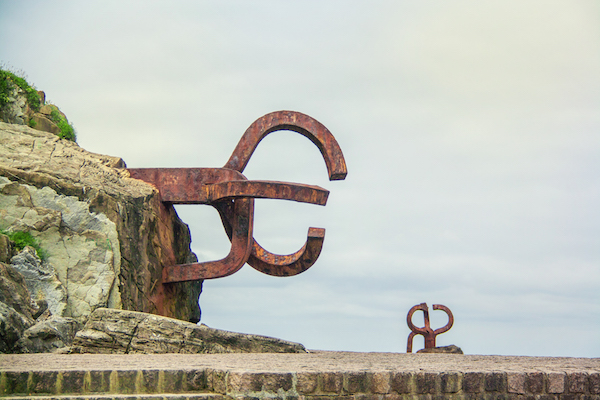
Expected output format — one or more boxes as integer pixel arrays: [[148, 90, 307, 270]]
[[0, 65, 76, 142]]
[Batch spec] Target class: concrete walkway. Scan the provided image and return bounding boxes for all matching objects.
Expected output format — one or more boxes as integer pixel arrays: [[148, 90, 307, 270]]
[[1, 352, 599, 373]]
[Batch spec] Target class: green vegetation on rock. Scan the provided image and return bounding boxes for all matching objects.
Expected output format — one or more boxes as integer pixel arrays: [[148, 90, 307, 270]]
[[0, 67, 41, 112], [49, 108, 76, 141], [0, 229, 48, 261], [0, 65, 76, 142]]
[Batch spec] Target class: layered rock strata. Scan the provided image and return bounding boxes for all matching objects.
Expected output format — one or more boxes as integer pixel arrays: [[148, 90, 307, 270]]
[[70, 308, 307, 354]]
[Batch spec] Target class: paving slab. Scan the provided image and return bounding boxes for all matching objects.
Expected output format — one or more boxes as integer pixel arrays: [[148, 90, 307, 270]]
[[1, 352, 599, 373]]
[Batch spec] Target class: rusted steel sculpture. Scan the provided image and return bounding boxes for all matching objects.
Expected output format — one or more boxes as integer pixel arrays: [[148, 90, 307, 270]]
[[128, 110, 347, 283], [406, 303, 453, 353]]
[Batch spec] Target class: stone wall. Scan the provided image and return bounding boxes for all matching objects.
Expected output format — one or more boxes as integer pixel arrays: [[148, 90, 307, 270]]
[[0, 353, 598, 399]]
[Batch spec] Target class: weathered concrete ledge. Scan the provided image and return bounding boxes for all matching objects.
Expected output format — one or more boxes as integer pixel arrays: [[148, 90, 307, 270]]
[[0, 352, 599, 399]]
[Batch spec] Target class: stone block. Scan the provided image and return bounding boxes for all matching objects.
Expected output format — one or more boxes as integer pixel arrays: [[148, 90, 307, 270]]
[[485, 373, 507, 392], [536, 395, 557, 400], [526, 373, 544, 394], [416, 372, 438, 394], [354, 394, 382, 400], [581, 396, 600, 400], [60, 370, 86, 394], [208, 369, 227, 394], [391, 372, 413, 394], [382, 394, 405, 400], [346, 372, 368, 393], [507, 394, 527, 400], [0, 371, 29, 395], [441, 372, 461, 393], [260, 372, 293, 392], [548, 373, 566, 394], [159, 370, 185, 393], [89, 370, 110, 393], [371, 371, 392, 394], [321, 372, 343, 394], [589, 373, 600, 395], [114, 370, 136, 394], [463, 373, 484, 393], [134, 370, 158, 394], [296, 372, 319, 394], [568, 373, 588, 394], [507, 373, 526, 394], [27, 371, 58, 395], [228, 372, 261, 392], [484, 394, 509, 400], [463, 393, 486, 400]]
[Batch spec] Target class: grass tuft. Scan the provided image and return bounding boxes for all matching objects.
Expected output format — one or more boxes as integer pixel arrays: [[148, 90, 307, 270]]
[[0, 229, 48, 261]]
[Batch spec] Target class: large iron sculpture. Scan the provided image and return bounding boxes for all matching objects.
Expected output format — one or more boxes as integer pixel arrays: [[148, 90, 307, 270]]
[[406, 303, 454, 353], [128, 110, 347, 283]]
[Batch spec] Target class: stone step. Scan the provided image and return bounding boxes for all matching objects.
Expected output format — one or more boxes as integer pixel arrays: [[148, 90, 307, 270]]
[[1, 353, 599, 400]]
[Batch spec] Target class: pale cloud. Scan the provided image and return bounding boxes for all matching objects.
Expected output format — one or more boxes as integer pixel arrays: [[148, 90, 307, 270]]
[[0, 0, 598, 356]]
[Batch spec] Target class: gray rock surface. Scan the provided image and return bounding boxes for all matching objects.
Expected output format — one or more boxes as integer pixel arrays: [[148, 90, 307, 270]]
[[17, 315, 82, 353], [70, 308, 307, 354], [417, 344, 464, 354], [0, 261, 35, 352], [0, 83, 29, 126], [0, 121, 202, 324], [9, 246, 67, 318]]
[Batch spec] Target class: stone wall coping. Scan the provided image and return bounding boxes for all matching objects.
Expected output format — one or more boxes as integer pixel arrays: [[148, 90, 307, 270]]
[[1, 351, 599, 374]]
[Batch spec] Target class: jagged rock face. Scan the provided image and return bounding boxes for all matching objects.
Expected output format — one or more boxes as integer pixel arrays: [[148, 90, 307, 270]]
[[9, 246, 67, 317], [0, 83, 30, 126], [71, 308, 307, 354], [0, 121, 202, 324], [0, 261, 35, 353], [0, 79, 65, 137]]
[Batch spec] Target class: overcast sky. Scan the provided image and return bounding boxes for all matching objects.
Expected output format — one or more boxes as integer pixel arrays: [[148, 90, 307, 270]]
[[1, 1, 599, 357]]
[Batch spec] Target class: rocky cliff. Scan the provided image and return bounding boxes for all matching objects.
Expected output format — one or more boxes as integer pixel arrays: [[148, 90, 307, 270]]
[[0, 121, 202, 351]]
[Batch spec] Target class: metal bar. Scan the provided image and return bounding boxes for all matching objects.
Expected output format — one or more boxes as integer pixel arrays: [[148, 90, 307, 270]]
[[205, 180, 329, 205], [127, 168, 246, 204]]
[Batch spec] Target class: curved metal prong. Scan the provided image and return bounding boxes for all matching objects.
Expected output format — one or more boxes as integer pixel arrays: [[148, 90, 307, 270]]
[[247, 227, 325, 276], [163, 197, 254, 282], [215, 202, 325, 277], [432, 304, 454, 335], [224, 110, 348, 181]]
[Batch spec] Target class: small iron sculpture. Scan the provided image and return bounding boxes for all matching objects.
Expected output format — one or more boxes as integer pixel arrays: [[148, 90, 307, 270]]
[[128, 110, 347, 283], [406, 302, 454, 353]]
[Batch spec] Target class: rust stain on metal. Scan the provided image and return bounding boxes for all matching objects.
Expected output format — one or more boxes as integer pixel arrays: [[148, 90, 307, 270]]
[[127, 110, 347, 284], [406, 303, 454, 353]]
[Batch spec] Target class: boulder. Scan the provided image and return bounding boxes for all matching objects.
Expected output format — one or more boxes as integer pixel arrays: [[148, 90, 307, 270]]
[[70, 308, 307, 354], [417, 345, 464, 354], [17, 315, 82, 353], [0, 121, 202, 324]]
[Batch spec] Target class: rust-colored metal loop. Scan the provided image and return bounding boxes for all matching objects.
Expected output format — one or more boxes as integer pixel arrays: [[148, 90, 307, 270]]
[[247, 227, 325, 276], [406, 303, 454, 353], [126, 110, 346, 283], [163, 197, 254, 282], [224, 110, 348, 181]]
